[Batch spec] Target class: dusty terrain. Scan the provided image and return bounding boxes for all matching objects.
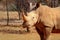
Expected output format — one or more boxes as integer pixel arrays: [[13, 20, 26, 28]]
[[0, 30, 60, 40]]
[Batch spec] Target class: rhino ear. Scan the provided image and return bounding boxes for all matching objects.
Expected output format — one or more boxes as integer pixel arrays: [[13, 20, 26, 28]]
[[31, 3, 40, 10], [35, 3, 40, 9]]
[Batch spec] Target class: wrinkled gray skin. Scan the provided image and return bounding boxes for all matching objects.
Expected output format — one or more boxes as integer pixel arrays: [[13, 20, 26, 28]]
[[16, 0, 59, 40]]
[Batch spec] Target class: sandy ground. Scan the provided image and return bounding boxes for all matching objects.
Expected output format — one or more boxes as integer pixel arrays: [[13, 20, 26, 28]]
[[0, 26, 60, 40], [0, 31, 60, 40]]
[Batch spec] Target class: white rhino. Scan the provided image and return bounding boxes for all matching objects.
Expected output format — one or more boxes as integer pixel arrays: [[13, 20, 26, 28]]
[[22, 3, 60, 40]]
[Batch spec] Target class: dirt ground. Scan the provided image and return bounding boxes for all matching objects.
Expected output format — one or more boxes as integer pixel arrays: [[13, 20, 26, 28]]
[[0, 30, 60, 40], [0, 26, 60, 40]]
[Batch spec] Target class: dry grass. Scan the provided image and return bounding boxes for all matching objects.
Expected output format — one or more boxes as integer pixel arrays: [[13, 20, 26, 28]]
[[0, 11, 19, 19], [0, 11, 23, 26]]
